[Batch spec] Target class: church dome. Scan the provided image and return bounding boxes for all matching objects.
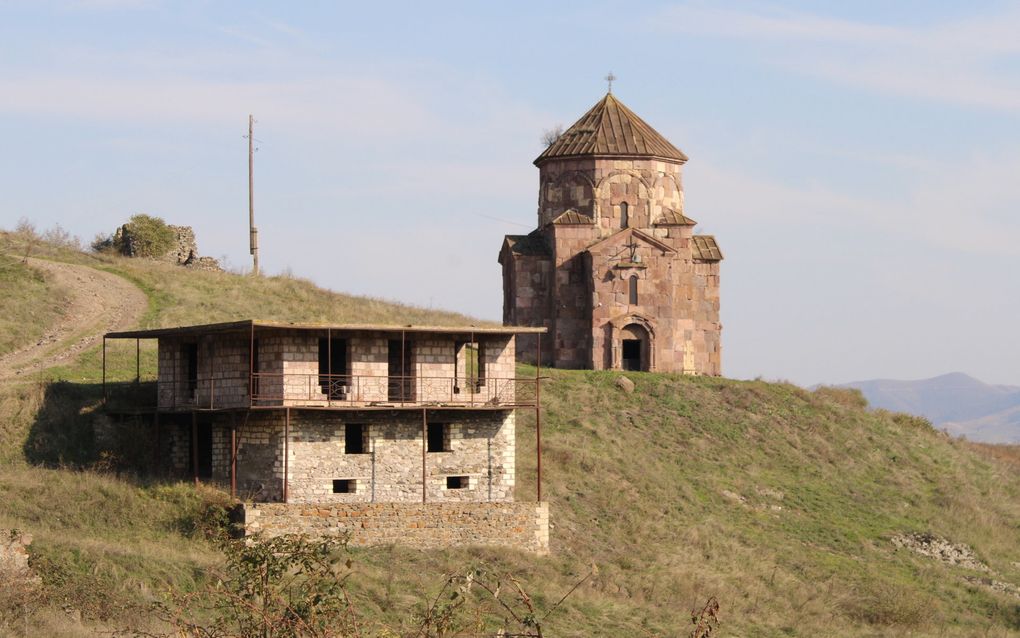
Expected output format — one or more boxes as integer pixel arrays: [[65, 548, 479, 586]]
[[534, 93, 688, 166]]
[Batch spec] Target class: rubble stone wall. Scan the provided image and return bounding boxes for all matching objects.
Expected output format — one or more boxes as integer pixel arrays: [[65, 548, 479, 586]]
[[0, 530, 38, 584], [241, 501, 549, 554], [165, 409, 516, 505]]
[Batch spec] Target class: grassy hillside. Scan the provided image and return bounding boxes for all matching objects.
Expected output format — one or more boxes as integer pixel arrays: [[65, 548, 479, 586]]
[[3, 236, 1020, 636], [0, 255, 65, 357]]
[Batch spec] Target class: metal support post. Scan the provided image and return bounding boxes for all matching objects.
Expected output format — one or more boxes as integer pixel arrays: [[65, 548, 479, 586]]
[[536, 332, 542, 502], [283, 408, 290, 503], [421, 407, 427, 504]]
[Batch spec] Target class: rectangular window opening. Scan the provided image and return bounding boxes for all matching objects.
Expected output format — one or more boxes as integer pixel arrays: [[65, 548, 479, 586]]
[[251, 338, 260, 398], [446, 476, 468, 490], [455, 341, 485, 393], [332, 479, 356, 494], [345, 423, 366, 454], [183, 342, 198, 397], [318, 337, 348, 399], [387, 339, 415, 402], [427, 422, 448, 453]]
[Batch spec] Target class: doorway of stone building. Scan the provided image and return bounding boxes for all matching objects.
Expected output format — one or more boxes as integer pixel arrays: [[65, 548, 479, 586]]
[[191, 420, 213, 480], [387, 339, 415, 402], [621, 323, 649, 371]]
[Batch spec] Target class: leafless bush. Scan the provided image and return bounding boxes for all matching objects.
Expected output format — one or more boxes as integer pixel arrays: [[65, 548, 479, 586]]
[[14, 218, 39, 263], [416, 565, 595, 637], [541, 125, 564, 147], [41, 224, 81, 251], [690, 596, 720, 638]]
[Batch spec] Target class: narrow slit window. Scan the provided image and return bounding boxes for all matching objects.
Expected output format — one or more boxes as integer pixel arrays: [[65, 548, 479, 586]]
[[332, 479, 356, 494], [345, 423, 365, 454], [446, 476, 469, 490], [183, 342, 198, 397], [620, 202, 629, 228], [251, 338, 260, 398], [629, 275, 639, 305], [427, 422, 448, 453]]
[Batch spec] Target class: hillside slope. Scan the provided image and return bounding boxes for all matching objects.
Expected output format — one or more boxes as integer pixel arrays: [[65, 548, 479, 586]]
[[0, 258, 146, 379], [3, 237, 1020, 637], [0, 255, 66, 358]]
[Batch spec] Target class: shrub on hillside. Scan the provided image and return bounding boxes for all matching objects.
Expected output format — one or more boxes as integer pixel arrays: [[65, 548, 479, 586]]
[[90, 232, 114, 253], [813, 386, 869, 410], [113, 214, 175, 258]]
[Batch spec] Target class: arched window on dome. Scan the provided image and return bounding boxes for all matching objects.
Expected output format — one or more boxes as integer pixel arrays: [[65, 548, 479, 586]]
[[620, 202, 630, 228], [629, 275, 639, 305]]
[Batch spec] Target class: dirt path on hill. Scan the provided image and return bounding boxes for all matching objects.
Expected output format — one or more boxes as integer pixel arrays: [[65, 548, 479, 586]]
[[0, 259, 147, 380]]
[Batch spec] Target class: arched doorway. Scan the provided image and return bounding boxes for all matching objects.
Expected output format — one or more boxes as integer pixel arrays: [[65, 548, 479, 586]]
[[620, 323, 650, 371]]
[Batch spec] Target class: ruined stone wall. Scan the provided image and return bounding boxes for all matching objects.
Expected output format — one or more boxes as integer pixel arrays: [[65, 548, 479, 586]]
[[241, 502, 549, 554], [114, 223, 221, 270], [0, 530, 38, 586]]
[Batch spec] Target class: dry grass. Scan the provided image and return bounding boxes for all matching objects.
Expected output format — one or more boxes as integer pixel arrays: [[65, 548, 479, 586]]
[[0, 255, 65, 357], [4, 231, 1020, 636]]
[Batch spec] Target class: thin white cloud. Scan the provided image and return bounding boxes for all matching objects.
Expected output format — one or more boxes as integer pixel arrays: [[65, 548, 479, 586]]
[[655, 3, 1020, 110], [695, 148, 1020, 258]]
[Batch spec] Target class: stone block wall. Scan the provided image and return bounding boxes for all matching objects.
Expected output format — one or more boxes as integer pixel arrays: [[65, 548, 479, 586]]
[[538, 157, 684, 233], [501, 151, 722, 375], [240, 502, 549, 554], [158, 335, 252, 410], [166, 409, 516, 505], [500, 252, 552, 366], [158, 330, 520, 409]]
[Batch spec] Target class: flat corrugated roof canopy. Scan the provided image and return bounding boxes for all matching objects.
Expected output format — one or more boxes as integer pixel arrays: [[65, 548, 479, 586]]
[[105, 319, 547, 340]]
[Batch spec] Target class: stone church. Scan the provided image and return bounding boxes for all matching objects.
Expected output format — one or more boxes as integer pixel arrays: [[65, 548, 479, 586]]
[[499, 92, 723, 374]]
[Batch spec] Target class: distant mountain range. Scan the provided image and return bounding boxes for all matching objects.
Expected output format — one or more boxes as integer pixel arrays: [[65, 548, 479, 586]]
[[837, 372, 1020, 444]]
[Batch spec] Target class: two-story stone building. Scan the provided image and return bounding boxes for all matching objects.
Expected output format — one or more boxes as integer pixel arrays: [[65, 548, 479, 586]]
[[103, 320, 549, 553], [499, 92, 723, 374]]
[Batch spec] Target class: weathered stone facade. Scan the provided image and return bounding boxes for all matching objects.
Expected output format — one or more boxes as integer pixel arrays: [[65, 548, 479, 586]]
[[500, 93, 723, 374], [155, 328, 519, 411], [241, 502, 549, 554], [163, 409, 515, 505], [112, 321, 547, 553]]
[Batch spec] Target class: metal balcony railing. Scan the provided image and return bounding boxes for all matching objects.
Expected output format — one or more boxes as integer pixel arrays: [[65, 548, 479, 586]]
[[106, 374, 538, 411]]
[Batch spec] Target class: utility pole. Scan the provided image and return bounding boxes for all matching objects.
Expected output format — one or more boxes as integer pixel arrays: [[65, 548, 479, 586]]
[[247, 114, 259, 275]]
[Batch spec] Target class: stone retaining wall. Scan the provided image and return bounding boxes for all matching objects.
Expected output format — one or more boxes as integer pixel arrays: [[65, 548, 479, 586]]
[[241, 502, 549, 555]]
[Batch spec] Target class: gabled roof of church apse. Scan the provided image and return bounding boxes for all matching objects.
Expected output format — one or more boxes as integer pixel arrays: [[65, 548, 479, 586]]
[[534, 92, 689, 166]]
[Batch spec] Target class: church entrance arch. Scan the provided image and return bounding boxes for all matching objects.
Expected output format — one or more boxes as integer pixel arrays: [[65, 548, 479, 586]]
[[620, 323, 650, 371]]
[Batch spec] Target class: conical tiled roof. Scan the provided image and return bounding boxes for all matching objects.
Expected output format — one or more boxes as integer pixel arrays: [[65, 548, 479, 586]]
[[535, 93, 688, 166]]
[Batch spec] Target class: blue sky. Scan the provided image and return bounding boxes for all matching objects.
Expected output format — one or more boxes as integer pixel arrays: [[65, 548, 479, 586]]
[[3, 0, 1020, 386]]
